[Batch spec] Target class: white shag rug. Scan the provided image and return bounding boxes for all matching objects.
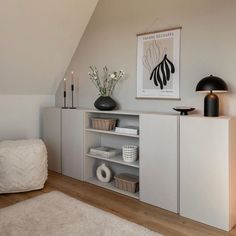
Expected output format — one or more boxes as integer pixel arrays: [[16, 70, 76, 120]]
[[0, 191, 161, 236]]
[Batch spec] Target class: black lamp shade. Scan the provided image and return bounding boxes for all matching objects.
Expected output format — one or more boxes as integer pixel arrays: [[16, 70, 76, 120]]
[[196, 75, 228, 117], [196, 75, 228, 92]]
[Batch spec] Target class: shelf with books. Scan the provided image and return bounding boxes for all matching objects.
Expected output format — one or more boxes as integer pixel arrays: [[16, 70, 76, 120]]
[[84, 111, 140, 199], [115, 126, 139, 135]]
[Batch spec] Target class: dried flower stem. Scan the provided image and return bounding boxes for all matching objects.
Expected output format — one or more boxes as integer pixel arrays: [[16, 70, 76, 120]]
[[88, 66, 124, 96]]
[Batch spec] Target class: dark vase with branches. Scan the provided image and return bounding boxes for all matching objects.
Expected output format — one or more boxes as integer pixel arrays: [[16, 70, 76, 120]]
[[88, 66, 124, 110]]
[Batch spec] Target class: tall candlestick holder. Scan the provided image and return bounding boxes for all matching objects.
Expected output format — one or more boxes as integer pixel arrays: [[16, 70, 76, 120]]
[[62, 91, 68, 109], [70, 84, 76, 109]]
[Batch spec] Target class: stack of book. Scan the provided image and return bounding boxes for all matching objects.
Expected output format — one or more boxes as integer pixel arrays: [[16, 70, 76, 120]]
[[115, 126, 139, 135], [89, 146, 121, 158]]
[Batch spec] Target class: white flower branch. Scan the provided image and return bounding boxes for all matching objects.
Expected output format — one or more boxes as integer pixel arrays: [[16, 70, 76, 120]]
[[88, 66, 125, 96]]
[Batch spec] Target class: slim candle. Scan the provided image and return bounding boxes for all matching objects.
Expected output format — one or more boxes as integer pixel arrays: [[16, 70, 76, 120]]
[[63, 77, 67, 108], [71, 71, 74, 85], [70, 72, 75, 108], [64, 78, 66, 91]]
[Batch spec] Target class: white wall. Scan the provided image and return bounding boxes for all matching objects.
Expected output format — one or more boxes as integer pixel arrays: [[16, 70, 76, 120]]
[[0, 1, 98, 139], [56, 0, 236, 116], [0, 0, 98, 94], [0, 95, 54, 140]]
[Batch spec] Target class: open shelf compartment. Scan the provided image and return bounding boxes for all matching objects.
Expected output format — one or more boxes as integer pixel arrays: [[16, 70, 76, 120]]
[[86, 177, 139, 199], [84, 111, 140, 199]]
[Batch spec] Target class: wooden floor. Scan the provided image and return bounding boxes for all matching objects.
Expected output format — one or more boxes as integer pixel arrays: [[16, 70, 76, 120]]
[[0, 171, 236, 236]]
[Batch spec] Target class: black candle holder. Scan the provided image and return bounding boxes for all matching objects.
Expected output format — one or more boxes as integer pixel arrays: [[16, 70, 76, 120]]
[[70, 84, 76, 109], [62, 91, 68, 109]]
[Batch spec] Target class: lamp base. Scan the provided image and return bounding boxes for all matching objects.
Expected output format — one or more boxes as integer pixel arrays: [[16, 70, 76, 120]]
[[204, 92, 219, 117]]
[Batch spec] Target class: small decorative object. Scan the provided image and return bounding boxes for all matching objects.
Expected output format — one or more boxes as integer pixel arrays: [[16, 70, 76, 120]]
[[115, 126, 139, 135], [94, 96, 116, 111], [89, 146, 121, 158], [196, 75, 228, 117], [122, 145, 138, 163], [137, 27, 181, 99], [96, 163, 112, 183], [114, 173, 139, 193], [88, 66, 125, 110], [62, 78, 68, 109], [70, 71, 76, 109], [173, 106, 195, 115], [91, 118, 117, 130]]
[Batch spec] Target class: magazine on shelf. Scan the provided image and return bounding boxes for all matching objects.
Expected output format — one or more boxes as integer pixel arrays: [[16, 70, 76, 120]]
[[115, 126, 139, 135], [89, 146, 121, 158]]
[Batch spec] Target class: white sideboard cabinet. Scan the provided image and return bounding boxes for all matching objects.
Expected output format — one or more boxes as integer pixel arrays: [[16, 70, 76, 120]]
[[42, 109, 178, 213], [140, 114, 179, 213], [42, 108, 236, 230], [180, 116, 236, 231]]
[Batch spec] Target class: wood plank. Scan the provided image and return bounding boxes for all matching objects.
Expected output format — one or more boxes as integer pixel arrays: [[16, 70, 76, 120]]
[[0, 171, 235, 236]]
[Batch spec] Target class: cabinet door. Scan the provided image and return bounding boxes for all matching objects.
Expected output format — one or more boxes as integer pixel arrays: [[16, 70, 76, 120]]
[[62, 109, 84, 180], [180, 116, 229, 230], [140, 114, 179, 213], [42, 107, 61, 173]]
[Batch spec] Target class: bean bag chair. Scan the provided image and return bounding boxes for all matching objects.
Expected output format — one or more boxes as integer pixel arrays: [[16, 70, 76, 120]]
[[0, 139, 48, 193]]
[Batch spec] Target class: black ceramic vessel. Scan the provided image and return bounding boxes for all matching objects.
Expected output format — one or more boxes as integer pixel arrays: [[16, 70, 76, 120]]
[[94, 96, 117, 111], [173, 107, 195, 115]]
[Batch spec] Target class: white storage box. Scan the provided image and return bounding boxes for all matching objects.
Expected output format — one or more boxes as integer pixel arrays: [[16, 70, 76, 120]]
[[89, 146, 121, 158], [122, 145, 138, 162]]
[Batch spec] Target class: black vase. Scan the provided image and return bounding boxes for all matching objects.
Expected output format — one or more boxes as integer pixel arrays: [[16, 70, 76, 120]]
[[94, 96, 117, 111]]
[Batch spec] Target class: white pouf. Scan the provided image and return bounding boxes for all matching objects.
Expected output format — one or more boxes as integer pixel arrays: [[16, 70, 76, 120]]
[[0, 139, 48, 194]]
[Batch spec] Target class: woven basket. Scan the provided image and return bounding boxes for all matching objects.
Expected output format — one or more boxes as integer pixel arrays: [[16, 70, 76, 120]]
[[114, 173, 139, 193], [122, 145, 138, 162], [91, 118, 116, 131]]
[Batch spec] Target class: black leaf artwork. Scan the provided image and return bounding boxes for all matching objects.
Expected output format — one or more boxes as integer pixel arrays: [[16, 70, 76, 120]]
[[150, 54, 175, 89]]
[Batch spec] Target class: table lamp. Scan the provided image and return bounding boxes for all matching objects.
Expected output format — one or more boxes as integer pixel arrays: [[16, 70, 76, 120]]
[[196, 75, 228, 117]]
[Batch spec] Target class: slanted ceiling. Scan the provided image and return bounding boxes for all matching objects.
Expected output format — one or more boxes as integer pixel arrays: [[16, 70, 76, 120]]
[[0, 0, 98, 94]]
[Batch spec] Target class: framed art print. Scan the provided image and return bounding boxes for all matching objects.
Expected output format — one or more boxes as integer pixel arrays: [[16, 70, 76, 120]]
[[137, 27, 181, 99]]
